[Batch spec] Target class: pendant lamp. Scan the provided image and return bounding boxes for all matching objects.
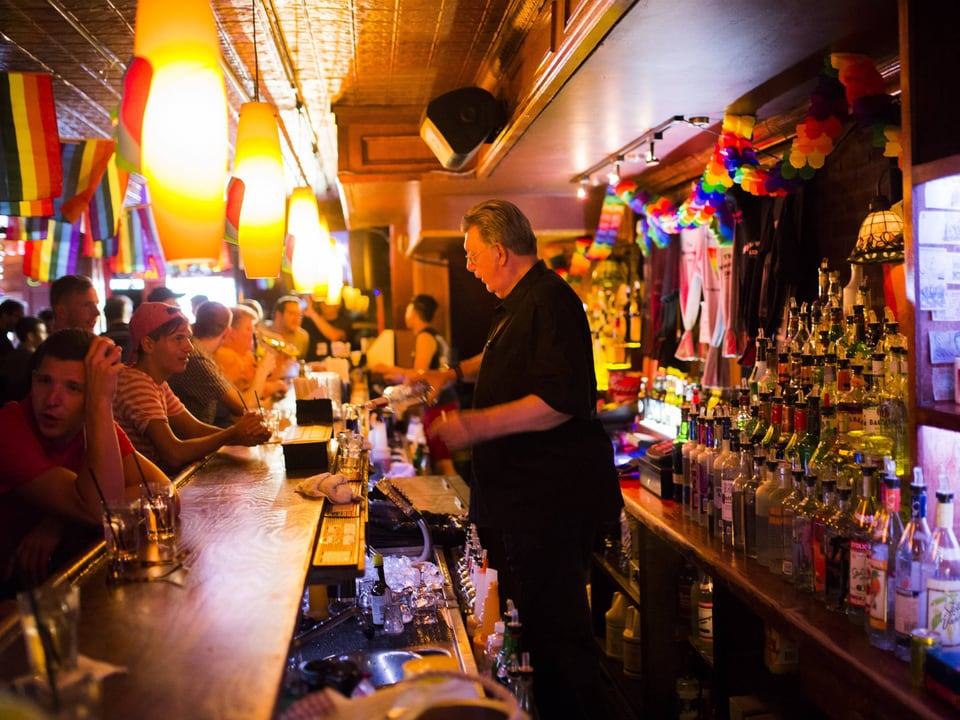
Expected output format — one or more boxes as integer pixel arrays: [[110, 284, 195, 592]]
[[133, 0, 228, 263], [233, 101, 286, 279], [288, 186, 329, 296]]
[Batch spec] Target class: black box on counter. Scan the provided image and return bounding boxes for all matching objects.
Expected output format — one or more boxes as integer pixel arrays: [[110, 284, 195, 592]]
[[638, 439, 676, 500], [926, 646, 960, 710], [283, 398, 334, 474], [295, 397, 333, 426]]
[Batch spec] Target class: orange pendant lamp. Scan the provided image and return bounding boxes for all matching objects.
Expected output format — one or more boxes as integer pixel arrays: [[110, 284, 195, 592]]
[[288, 186, 329, 297], [233, 101, 286, 278], [134, 0, 228, 263]]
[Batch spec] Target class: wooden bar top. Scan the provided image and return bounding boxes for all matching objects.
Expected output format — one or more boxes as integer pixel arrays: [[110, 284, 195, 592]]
[[620, 482, 953, 720], [2, 444, 325, 720]]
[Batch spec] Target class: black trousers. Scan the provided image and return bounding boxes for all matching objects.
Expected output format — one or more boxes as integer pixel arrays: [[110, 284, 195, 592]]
[[480, 521, 612, 720]]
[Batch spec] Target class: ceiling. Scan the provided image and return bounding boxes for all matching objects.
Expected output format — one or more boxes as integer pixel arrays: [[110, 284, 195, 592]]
[[0, 0, 899, 250]]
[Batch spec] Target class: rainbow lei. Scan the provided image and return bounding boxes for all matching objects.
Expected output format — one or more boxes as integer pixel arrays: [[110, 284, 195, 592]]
[[613, 53, 901, 253]]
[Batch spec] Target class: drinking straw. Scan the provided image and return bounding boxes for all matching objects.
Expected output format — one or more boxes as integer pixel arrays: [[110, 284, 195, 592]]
[[237, 389, 248, 413], [131, 451, 155, 502], [21, 581, 61, 712], [88, 468, 125, 558], [254, 391, 264, 417]]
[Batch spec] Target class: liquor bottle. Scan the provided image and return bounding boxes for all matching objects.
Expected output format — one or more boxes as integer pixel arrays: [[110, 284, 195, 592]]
[[712, 417, 734, 540], [926, 483, 960, 647], [781, 468, 805, 581], [848, 466, 879, 624], [793, 472, 821, 594], [369, 553, 389, 626], [867, 465, 903, 651], [825, 486, 855, 612], [819, 353, 839, 412], [735, 381, 753, 435], [731, 437, 752, 552], [673, 406, 690, 506], [808, 404, 838, 481], [879, 347, 910, 478], [494, 612, 523, 686], [682, 410, 700, 519], [755, 453, 780, 569], [837, 360, 865, 439], [760, 391, 784, 457], [719, 428, 739, 547], [784, 395, 817, 473], [894, 468, 932, 661], [861, 354, 884, 442], [743, 454, 765, 559], [747, 330, 768, 401], [812, 478, 838, 596], [750, 392, 773, 449], [697, 571, 714, 653], [698, 418, 716, 529], [766, 449, 791, 577]]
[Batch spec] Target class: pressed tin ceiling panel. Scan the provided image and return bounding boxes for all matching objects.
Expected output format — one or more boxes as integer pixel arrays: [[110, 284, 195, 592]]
[[1, 0, 899, 236]]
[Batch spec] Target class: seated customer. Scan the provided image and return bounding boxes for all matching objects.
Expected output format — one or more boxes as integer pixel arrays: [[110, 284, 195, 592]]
[[168, 302, 246, 425], [113, 302, 271, 472], [214, 304, 287, 407], [0, 330, 169, 598]]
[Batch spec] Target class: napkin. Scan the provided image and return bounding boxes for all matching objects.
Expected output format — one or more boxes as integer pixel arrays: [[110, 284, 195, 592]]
[[296, 473, 359, 504]]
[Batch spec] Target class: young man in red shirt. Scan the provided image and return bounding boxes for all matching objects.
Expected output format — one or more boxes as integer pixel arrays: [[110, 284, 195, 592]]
[[0, 329, 169, 598]]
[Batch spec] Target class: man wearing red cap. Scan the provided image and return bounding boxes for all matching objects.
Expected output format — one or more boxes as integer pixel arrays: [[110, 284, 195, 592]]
[[113, 302, 271, 472]]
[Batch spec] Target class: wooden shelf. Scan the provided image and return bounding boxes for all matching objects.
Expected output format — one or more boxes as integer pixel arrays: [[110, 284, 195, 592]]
[[916, 402, 960, 433], [620, 484, 954, 720]]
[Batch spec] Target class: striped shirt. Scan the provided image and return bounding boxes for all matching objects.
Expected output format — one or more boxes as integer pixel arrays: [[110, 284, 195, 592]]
[[114, 366, 186, 466], [168, 344, 233, 425]]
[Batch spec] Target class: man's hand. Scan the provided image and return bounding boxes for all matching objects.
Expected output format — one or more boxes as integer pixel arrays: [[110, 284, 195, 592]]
[[426, 409, 476, 451], [84, 335, 123, 406], [231, 411, 273, 446]]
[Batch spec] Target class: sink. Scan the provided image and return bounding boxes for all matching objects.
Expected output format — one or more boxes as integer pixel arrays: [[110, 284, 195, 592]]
[[313, 647, 452, 688]]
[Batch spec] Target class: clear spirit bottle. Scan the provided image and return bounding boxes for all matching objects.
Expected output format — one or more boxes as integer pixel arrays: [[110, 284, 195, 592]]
[[825, 486, 855, 612], [867, 467, 903, 650], [893, 467, 932, 661], [743, 454, 765, 559], [793, 472, 821, 594], [848, 465, 879, 624], [926, 484, 960, 647], [813, 478, 838, 596]]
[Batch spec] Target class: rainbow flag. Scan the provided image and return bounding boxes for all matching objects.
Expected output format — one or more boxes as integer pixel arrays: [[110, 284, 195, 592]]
[[111, 175, 164, 274], [85, 155, 126, 255], [58, 139, 114, 223], [4, 215, 48, 241], [116, 57, 151, 173], [0, 198, 54, 217], [224, 176, 244, 243], [0, 73, 62, 207], [23, 219, 81, 282]]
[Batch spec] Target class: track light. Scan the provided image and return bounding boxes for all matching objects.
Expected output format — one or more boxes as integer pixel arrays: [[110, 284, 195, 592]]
[[607, 155, 623, 185], [577, 178, 589, 200], [687, 115, 711, 128], [645, 141, 659, 166]]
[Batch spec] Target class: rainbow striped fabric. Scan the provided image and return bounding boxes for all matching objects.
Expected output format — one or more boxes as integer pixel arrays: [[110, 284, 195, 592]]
[[0, 72, 62, 211], [23, 219, 81, 282]]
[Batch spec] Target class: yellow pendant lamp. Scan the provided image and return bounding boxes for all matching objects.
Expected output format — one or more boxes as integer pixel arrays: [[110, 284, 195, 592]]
[[288, 186, 329, 297], [134, 0, 228, 263], [234, 101, 286, 278]]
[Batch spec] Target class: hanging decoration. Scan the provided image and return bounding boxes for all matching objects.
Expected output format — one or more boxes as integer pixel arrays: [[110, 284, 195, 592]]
[[232, 101, 286, 278], [612, 53, 901, 250], [124, 0, 228, 264], [287, 186, 331, 297], [0, 72, 62, 216], [23, 220, 82, 282]]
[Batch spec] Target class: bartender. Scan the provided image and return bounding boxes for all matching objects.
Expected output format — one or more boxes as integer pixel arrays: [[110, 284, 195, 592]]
[[422, 199, 622, 720]]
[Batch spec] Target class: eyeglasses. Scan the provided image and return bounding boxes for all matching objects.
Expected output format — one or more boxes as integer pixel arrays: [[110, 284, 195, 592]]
[[465, 243, 494, 267]]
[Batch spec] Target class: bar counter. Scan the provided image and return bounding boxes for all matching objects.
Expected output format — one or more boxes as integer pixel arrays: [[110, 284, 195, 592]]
[[1, 444, 324, 719]]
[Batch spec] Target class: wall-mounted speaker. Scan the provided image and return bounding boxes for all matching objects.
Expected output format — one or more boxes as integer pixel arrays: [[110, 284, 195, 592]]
[[419, 87, 506, 171]]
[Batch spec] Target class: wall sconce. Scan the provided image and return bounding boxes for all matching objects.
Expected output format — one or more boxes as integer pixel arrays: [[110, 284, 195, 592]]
[[132, 0, 228, 263], [848, 189, 904, 264]]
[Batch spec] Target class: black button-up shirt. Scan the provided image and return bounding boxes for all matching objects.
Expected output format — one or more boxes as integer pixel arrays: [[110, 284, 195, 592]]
[[470, 260, 622, 529]]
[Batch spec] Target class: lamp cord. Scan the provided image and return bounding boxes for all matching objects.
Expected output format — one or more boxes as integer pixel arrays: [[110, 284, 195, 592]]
[[252, 0, 260, 102]]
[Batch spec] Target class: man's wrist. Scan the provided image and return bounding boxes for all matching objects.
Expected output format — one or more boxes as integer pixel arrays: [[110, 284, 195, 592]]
[[450, 362, 463, 383]]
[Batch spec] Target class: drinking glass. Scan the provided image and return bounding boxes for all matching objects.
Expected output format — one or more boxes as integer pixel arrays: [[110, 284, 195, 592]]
[[140, 482, 178, 564], [16, 584, 80, 678], [102, 499, 141, 572]]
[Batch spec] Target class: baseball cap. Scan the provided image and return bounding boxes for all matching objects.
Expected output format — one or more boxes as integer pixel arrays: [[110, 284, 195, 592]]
[[129, 302, 189, 359], [146, 286, 185, 303]]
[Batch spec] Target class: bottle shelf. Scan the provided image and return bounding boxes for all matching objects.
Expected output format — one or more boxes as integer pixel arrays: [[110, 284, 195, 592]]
[[916, 402, 960, 433]]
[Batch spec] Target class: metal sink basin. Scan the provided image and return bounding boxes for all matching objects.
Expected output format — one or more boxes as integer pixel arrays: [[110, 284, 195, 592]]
[[316, 647, 452, 688]]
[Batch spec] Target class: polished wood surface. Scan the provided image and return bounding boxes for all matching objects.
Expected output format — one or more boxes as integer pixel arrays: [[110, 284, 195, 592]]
[[1, 444, 324, 720], [621, 483, 952, 720]]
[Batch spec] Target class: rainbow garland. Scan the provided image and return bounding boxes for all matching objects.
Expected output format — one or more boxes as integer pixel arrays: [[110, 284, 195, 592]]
[[615, 53, 901, 254]]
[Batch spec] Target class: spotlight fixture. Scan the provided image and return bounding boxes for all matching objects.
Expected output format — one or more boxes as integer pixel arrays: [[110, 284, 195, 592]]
[[645, 141, 660, 166], [687, 115, 711, 128], [607, 155, 624, 185], [577, 178, 589, 201]]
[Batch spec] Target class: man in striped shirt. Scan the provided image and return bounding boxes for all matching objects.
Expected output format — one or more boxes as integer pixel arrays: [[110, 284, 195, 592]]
[[113, 302, 271, 473]]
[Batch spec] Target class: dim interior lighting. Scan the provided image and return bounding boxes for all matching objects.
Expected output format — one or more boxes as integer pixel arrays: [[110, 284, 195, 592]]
[[132, 0, 228, 263], [233, 2, 286, 279]]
